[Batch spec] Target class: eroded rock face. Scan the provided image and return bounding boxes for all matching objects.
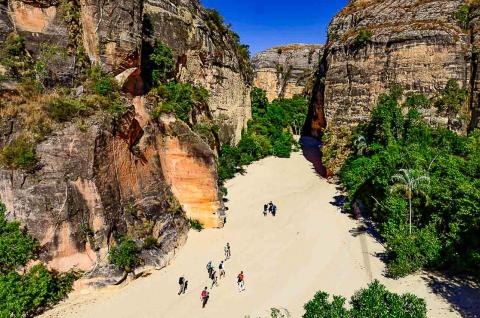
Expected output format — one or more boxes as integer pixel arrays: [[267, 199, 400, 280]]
[[306, 0, 476, 138], [79, 0, 143, 74], [253, 44, 323, 102], [144, 0, 251, 144], [0, 0, 244, 273], [0, 102, 224, 271]]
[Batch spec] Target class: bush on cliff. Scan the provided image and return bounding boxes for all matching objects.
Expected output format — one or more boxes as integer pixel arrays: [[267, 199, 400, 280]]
[[109, 237, 141, 274], [149, 40, 175, 85], [0, 202, 77, 317], [218, 88, 308, 183], [339, 85, 480, 278], [354, 28, 373, 49], [303, 280, 427, 318], [0, 136, 38, 171], [150, 82, 209, 124]]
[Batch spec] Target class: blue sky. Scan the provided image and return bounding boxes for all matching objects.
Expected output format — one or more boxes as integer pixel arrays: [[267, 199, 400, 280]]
[[201, 0, 348, 55]]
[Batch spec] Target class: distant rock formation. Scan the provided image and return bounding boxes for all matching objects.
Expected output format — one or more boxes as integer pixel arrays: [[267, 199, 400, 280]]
[[305, 0, 478, 138], [253, 44, 323, 102]]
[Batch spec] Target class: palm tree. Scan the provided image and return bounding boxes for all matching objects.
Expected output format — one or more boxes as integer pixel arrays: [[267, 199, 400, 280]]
[[353, 135, 368, 155], [390, 169, 430, 235]]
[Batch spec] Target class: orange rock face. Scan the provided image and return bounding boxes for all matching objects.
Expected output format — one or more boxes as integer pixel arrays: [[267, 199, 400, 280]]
[[160, 137, 224, 229], [11, 1, 57, 33]]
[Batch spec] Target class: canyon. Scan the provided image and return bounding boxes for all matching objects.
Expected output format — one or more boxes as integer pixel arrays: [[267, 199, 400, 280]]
[[0, 0, 479, 289]]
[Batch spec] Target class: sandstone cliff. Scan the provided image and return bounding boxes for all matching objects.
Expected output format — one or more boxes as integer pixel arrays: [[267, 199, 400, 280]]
[[253, 44, 323, 102], [306, 0, 479, 138], [0, 0, 250, 273]]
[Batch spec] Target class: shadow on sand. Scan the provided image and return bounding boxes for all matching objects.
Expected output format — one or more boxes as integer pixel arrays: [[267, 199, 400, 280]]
[[423, 274, 480, 318], [300, 136, 327, 177]]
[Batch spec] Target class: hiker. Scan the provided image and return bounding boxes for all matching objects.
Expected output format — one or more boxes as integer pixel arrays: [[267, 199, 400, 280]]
[[272, 204, 277, 217], [211, 268, 218, 288], [178, 276, 188, 295], [206, 261, 213, 278], [263, 203, 268, 216], [268, 201, 273, 214], [237, 271, 245, 292], [219, 261, 225, 278], [201, 287, 209, 308], [225, 243, 231, 260]]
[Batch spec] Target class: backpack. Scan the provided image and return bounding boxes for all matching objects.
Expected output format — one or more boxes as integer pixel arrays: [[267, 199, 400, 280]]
[[179, 277, 184, 284], [201, 290, 207, 298]]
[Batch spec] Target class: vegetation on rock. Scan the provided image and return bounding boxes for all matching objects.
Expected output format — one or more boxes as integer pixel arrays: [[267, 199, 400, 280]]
[[0, 202, 77, 317], [150, 82, 209, 124], [354, 28, 373, 49], [188, 218, 205, 232], [149, 40, 175, 85], [205, 8, 253, 82], [303, 280, 427, 318], [339, 86, 480, 278], [109, 237, 141, 274]]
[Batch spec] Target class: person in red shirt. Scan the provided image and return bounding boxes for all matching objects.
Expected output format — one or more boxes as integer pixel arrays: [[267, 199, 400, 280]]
[[237, 271, 245, 292], [201, 287, 209, 308]]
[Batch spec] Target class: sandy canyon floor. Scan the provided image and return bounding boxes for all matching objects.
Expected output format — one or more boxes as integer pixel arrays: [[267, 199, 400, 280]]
[[41, 140, 477, 318]]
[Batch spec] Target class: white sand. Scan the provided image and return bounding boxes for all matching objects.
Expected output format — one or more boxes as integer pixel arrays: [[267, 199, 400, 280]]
[[42, 150, 460, 318]]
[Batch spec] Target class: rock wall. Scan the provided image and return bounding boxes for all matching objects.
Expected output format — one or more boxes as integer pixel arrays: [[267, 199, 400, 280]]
[[306, 0, 478, 138], [0, 0, 244, 273], [253, 44, 323, 102], [144, 0, 251, 144]]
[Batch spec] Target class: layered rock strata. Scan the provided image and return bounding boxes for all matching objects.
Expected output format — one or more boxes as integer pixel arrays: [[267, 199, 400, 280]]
[[253, 44, 323, 102], [0, 0, 247, 272], [306, 0, 478, 138]]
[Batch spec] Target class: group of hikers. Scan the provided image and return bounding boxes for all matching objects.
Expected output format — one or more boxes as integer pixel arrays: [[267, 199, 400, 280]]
[[178, 242, 246, 309], [263, 201, 278, 217]]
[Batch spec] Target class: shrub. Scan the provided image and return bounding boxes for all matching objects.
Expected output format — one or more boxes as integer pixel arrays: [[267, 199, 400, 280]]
[[0, 264, 78, 318], [188, 218, 204, 232], [0, 203, 38, 273], [384, 224, 441, 278], [0, 137, 38, 170], [150, 82, 209, 124], [435, 79, 468, 129], [354, 28, 373, 48], [405, 93, 431, 109], [303, 280, 427, 318], [0, 33, 32, 79], [47, 97, 93, 122], [455, 4, 471, 30], [150, 40, 175, 85], [87, 65, 119, 96], [109, 238, 141, 273], [142, 236, 158, 250], [0, 201, 77, 317]]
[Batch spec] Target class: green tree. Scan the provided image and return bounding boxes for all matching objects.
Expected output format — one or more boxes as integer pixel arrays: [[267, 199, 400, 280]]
[[435, 80, 468, 129], [0, 203, 38, 273], [390, 169, 430, 235], [150, 82, 209, 124], [150, 40, 175, 85], [303, 280, 426, 318], [109, 237, 140, 274], [354, 28, 373, 48]]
